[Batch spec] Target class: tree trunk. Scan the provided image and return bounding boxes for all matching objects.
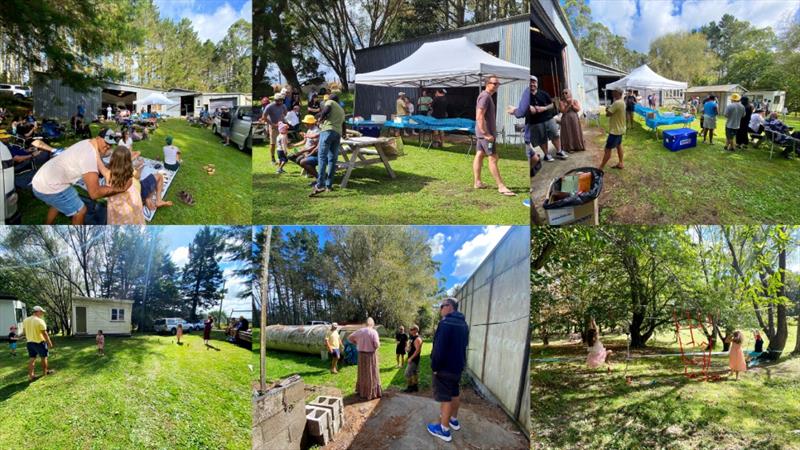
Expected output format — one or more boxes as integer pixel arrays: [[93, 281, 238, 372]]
[[793, 310, 800, 355], [767, 246, 789, 355]]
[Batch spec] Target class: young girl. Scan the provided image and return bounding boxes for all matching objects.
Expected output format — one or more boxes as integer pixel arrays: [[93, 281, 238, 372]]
[[118, 128, 134, 150], [176, 324, 183, 345], [586, 318, 613, 372], [8, 325, 18, 357], [276, 122, 289, 174], [726, 330, 747, 380], [103, 146, 145, 225], [96, 330, 105, 356]]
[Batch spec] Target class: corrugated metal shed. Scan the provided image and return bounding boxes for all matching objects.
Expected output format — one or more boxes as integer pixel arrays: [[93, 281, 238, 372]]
[[32, 76, 101, 121], [354, 15, 529, 143]]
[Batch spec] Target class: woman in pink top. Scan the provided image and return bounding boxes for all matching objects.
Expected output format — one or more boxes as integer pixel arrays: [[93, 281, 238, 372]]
[[726, 330, 747, 380], [348, 317, 382, 399], [96, 330, 105, 356]]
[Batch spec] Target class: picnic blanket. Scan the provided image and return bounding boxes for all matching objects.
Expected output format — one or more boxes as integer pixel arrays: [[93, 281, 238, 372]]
[[74, 157, 178, 222]]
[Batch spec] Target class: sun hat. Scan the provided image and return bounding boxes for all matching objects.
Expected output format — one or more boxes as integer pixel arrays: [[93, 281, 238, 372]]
[[731, 93, 741, 101], [302, 114, 317, 124], [32, 306, 45, 313], [278, 122, 289, 133]]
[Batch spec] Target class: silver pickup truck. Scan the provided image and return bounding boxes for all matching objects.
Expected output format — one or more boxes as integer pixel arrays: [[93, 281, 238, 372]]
[[212, 106, 265, 152]]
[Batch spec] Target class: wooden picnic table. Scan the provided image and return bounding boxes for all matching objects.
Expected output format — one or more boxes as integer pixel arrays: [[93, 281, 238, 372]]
[[338, 136, 397, 188]]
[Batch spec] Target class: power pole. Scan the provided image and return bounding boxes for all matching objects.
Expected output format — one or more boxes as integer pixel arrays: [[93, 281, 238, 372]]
[[259, 226, 272, 393]]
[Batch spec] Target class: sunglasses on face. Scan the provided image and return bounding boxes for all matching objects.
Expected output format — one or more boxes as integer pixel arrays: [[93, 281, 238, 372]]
[[487, 81, 500, 85]]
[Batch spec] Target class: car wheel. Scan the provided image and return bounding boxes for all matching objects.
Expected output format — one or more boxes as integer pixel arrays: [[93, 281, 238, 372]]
[[244, 135, 252, 152], [13, 94, 23, 99]]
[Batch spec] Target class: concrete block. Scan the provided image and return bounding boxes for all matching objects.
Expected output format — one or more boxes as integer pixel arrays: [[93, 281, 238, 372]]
[[309, 395, 345, 433], [283, 379, 306, 406], [252, 389, 284, 427], [261, 427, 297, 450], [287, 400, 307, 443], [305, 405, 332, 445]]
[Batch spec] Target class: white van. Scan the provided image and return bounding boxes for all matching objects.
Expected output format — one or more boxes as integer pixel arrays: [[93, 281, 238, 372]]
[[153, 317, 192, 335], [0, 142, 21, 224]]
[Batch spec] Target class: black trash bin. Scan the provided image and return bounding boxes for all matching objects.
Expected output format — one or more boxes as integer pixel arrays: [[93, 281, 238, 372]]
[[542, 167, 604, 225]]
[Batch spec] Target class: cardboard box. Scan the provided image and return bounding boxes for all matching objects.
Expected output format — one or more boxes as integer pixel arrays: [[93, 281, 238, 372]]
[[544, 198, 599, 226]]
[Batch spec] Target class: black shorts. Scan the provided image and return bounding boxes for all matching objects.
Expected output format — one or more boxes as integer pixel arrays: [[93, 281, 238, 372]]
[[27, 341, 48, 358], [396, 343, 406, 355], [432, 371, 461, 402], [277, 150, 288, 163]]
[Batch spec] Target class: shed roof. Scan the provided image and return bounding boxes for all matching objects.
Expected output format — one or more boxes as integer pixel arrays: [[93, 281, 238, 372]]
[[686, 84, 747, 93], [73, 296, 134, 304], [583, 58, 627, 76]]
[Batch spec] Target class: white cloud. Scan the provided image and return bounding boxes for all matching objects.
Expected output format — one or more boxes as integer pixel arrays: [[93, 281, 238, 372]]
[[446, 236, 452, 242], [170, 246, 190, 267], [446, 283, 462, 297], [451, 226, 510, 279], [156, 0, 252, 44], [590, 0, 800, 53], [201, 267, 252, 319], [428, 232, 446, 257]]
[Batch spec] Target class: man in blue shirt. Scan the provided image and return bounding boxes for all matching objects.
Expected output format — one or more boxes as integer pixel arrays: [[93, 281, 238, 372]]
[[427, 297, 469, 443], [701, 95, 718, 145]]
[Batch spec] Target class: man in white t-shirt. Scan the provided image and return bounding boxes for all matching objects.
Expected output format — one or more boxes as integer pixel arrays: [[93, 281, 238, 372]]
[[162, 135, 181, 171], [32, 129, 131, 224]]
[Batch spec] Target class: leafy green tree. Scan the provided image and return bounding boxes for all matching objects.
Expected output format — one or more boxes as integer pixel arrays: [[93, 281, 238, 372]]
[[180, 227, 226, 322], [649, 33, 719, 85], [0, 0, 139, 90]]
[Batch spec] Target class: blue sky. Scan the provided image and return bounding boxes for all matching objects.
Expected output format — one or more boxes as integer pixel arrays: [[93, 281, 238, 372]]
[[579, 0, 800, 52], [153, 0, 252, 43], [258, 225, 513, 293]]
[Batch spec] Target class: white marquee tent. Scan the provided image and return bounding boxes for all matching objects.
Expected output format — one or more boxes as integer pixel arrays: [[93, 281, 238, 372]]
[[605, 64, 687, 91], [355, 37, 530, 87], [133, 93, 178, 106]]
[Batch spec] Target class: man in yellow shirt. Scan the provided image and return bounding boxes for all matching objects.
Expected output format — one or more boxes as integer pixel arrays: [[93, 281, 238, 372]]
[[600, 88, 627, 170], [21, 306, 55, 381], [325, 322, 342, 374]]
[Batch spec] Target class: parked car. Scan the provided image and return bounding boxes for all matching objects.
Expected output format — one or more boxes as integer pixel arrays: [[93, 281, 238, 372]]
[[153, 317, 192, 335], [0, 142, 21, 224], [0, 84, 31, 98], [306, 320, 330, 326], [212, 106, 265, 152], [193, 321, 206, 331]]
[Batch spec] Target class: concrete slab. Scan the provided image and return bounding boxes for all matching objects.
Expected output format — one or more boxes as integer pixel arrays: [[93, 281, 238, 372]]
[[346, 390, 528, 450]]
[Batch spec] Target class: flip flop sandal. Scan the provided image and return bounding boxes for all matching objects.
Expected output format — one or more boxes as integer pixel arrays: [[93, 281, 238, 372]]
[[474, 183, 489, 189], [178, 191, 195, 206], [46, 369, 55, 375], [612, 165, 624, 170], [499, 190, 517, 197]]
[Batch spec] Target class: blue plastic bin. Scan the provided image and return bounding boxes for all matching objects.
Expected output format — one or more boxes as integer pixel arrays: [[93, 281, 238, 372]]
[[662, 128, 697, 152]]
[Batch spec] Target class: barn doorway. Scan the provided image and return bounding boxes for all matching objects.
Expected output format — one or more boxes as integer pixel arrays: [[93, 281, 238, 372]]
[[530, 7, 567, 98]]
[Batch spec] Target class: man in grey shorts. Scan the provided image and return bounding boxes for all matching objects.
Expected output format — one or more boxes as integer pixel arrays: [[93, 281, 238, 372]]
[[473, 75, 515, 196], [527, 76, 568, 162]]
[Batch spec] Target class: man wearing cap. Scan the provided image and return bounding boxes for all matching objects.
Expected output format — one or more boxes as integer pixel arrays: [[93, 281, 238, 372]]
[[723, 93, 746, 152], [427, 297, 469, 442], [21, 306, 55, 381], [600, 88, 627, 170], [265, 94, 288, 164], [32, 129, 131, 224], [512, 76, 567, 163], [325, 322, 342, 374], [310, 91, 345, 197], [220, 106, 233, 146]]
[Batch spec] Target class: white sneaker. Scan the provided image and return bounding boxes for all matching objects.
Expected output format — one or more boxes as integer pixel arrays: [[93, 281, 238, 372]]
[[543, 154, 555, 162], [556, 151, 569, 160]]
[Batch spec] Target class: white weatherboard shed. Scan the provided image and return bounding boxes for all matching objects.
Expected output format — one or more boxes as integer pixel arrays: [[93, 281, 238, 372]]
[[71, 297, 133, 336], [0, 296, 27, 338]]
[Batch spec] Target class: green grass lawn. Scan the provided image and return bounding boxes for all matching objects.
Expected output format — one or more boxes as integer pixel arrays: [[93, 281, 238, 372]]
[[531, 321, 800, 449], [252, 138, 529, 225], [16, 119, 252, 224], [0, 331, 252, 449], [264, 337, 434, 400], [592, 113, 800, 224]]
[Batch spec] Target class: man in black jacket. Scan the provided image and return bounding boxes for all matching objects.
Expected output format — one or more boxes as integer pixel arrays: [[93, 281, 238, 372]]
[[427, 297, 469, 443]]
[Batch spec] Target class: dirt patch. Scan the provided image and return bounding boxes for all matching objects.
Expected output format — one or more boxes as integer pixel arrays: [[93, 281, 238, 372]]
[[324, 386, 527, 450]]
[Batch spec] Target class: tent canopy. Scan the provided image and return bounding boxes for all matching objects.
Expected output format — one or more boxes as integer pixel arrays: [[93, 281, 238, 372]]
[[133, 93, 178, 106], [605, 64, 687, 91], [355, 37, 530, 88]]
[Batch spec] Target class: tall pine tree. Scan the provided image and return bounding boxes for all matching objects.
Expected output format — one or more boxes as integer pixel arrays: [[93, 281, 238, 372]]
[[180, 227, 226, 321]]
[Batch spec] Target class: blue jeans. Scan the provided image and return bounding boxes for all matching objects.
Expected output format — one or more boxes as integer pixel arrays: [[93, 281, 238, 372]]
[[316, 130, 341, 189]]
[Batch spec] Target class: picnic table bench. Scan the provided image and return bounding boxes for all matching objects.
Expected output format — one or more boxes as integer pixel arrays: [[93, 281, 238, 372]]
[[337, 136, 400, 188]]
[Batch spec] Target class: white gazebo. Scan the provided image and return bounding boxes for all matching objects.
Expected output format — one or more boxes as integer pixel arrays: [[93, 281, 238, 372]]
[[355, 37, 530, 88], [605, 64, 688, 107]]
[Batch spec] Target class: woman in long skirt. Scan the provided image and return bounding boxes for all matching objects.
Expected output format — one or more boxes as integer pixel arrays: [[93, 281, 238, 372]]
[[348, 317, 382, 400], [559, 89, 586, 152]]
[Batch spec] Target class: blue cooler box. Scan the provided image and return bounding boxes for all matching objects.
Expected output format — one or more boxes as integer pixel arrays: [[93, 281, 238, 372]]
[[663, 128, 697, 151]]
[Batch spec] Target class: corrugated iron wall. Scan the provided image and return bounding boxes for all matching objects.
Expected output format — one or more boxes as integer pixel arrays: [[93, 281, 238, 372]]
[[33, 77, 101, 121], [354, 16, 529, 144], [454, 226, 531, 437]]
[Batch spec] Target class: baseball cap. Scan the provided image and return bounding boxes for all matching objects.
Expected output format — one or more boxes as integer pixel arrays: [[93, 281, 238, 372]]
[[33, 306, 45, 313], [530, 75, 538, 81], [331, 322, 339, 329], [98, 128, 117, 145], [165, 135, 173, 145]]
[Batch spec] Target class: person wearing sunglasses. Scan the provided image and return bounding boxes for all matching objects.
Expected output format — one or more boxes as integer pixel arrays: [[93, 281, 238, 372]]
[[427, 297, 469, 442], [474, 75, 515, 196]]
